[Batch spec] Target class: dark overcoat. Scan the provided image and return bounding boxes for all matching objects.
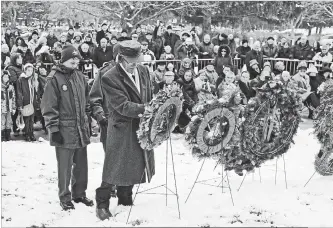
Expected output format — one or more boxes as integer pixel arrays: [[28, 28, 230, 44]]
[[101, 63, 155, 186]]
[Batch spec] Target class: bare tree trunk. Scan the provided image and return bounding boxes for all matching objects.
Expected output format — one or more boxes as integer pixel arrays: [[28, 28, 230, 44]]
[[202, 12, 211, 36], [319, 26, 323, 35], [308, 27, 311, 36], [67, 19, 72, 27]]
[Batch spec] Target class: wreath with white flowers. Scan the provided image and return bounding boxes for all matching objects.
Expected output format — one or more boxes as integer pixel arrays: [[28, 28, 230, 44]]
[[137, 82, 183, 150], [313, 79, 333, 176]]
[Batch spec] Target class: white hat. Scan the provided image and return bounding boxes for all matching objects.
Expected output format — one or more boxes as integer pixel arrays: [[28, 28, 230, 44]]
[[307, 64, 318, 74]]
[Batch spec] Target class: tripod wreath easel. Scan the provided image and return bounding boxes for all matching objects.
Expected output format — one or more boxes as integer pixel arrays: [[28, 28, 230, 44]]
[[127, 90, 183, 224]]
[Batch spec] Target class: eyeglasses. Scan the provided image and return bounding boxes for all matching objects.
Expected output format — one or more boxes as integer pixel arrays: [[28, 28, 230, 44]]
[[132, 36, 138, 38], [142, 44, 148, 46]]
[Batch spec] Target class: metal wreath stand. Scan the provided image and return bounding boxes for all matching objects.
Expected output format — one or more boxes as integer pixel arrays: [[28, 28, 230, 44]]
[[126, 97, 182, 224], [185, 107, 236, 205]]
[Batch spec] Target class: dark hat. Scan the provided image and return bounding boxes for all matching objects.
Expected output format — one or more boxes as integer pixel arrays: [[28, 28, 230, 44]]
[[221, 33, 228, 39], [140, 39, 149, 45], [85, 33, 92, 39], [146, 31, 152, 36], [181, 31, 190, 37], [32, 30, 39, 36], [101, 22, 108, 27], [297, 61, 307, 70], [320, 67, 332, 74], [267, 36, 274, 41], [21, 42, 28, 48], [242, 39, 248, 44], [68, 26, 74, 30], [118, 40, 141, 58], [190, 27, 196, 32], [136, 24, 141, 29], [61, 45, 82, 63], [167, 25, 172, 30], [121, 29, 128, 34], [111, 35, 117, 40]]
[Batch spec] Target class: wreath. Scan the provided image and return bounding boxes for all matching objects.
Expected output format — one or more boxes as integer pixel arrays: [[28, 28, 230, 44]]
[[186, 90, 245, 163], [236, 81, 301, 172], [313, 79, 333, 176], [137, 82, 183, 150]]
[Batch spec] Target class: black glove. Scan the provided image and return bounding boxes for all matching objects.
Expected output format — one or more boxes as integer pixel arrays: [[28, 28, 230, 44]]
[[99, 117, 108, 126], [51, 131, 64, 145]]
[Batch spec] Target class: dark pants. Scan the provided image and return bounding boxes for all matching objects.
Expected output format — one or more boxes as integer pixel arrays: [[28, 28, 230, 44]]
[[11, 110, 18, 133], [23, 114, 34, 135], [55, 146, 88, 203], [304, 93, 320, 117], [96, 182, 133, 209]]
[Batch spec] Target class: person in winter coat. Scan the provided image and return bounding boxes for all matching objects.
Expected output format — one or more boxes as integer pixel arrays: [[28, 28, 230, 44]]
[[79, 43, 94, 71], [59, 33, 71, 47], [151, 61, 166, 94], [145, 32, 160, 60], [66, 26, 75, 43], [33, 36, 48, 57], [245, 41, 264, 70], [93, 38, 113, 68], [312, 44, 333, 67], [4, 28, 13, 50], [1, 44, 11, 70], [178, 57, 195, 79], [198, 34, 214, 69], [262, 37, 278, 58], [36, 46, 56, 69], [1, 70, 16, 141], [10, 37, 26, 54], [17, 43, 36, 65], [140, 39, 156, 71], [7, 53, 23, 137], [238, 71, 255, 101], [16, 63, 37, 142], [291, 36, 315, 60], [154, 71, 176, 94], [236, 39, 251, 67], [34, 64, 48, 134], [95, 41, 154, 220], [273, 61, 285, 78], [250, 70, 270, 93], [28, 31, 39, 55], [217, 71, 237, 99], [213, 45, 233, 77], [52, 42, 62, 63], [227, 34, 237, 57], [46, 29, 58, 50], [41, 45, 93, 211], [82, 33, 97, 54], [277, 40, 292, 59], [173, 70, 198, 133], [96, 23, 109, 46], [211, 32, 229, 47], [163, 25, 180, 53], [203, 63, 219, 92], [72, 32, 83, 50], [175, 37, 199, 61], [159, 45, 175, 60]]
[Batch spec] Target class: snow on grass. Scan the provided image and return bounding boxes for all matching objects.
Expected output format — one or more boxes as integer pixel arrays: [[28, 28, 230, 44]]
[[1, 119, 333, 227]]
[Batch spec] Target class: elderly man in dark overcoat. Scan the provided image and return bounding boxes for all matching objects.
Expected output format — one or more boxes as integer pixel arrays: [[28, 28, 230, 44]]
[[41, 45, 94, 211], [95, 40, 155, 221]]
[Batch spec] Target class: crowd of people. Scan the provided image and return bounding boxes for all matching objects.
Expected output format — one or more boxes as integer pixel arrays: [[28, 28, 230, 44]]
[[1, 21, 333, 142]]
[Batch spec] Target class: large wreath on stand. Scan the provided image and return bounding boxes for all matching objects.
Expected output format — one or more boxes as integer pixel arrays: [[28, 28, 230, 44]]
[[232, 81, 301, 173], [137, 83, 183, 150], [313, 79, 333, 176], [185, 90, 245, 163]]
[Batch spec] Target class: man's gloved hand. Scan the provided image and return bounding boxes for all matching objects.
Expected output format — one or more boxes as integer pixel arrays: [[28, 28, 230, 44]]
[[51, 131, 64, 145], [99, 117, 108, 126]]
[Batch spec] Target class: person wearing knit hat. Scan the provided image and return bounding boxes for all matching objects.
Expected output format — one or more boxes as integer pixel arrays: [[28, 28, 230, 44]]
[[67, 26, 75, 43], [110, 35, 118, 45], [236, 39, 251, 65], [262, 36, 278, 58], [307, 64, 318, 75], [273, 61, 285, 76], [297, 61, 308, 71], [41, 43, 93, 211], [94, 39, 154, 220], [263, 61, 272, 72]]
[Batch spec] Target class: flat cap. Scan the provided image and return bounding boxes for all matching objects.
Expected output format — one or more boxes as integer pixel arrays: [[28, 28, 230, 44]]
[[118, 40, 141, 58]]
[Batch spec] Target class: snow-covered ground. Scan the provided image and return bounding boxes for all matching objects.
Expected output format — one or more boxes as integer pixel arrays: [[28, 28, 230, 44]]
[[1, 118, 332, 227]]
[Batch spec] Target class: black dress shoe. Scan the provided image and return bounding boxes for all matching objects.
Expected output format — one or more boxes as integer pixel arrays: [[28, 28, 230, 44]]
[[60, 201, 75, 211], [73, 197, 94, 206], [96, 208, 112, 221]]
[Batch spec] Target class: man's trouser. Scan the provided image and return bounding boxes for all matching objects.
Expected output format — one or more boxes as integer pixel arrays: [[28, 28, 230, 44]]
[[55, 146, 88, 203], [96, 182, 133, 209]]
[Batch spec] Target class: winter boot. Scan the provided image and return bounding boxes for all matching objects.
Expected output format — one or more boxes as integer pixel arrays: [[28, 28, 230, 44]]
[[60, 201, 75, 211], [73, 197, 94, 207], [5, 129, 11, 141], [1, 130, 7, 142], [30, 133, 37, 142], [117, 186, 133, 206], [25, 134, 31, 142], [96, 188, 112, 221]]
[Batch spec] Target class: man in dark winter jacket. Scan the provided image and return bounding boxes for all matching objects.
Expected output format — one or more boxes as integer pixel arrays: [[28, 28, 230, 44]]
[[236, 39, 251, 66], [163, 25, 180, 54], [67, 27, 75, 43], [291, 36, 315, 60], [262, 37, 278, 58], [245, 41, 264, 70], [17, 43, 36, 65], [93, 38, 113, 68], [41, 45, 93, 211], [46, 29, 58, 50], [95, 40, 154, 221], [96, 23, 108, 46], [211, 32, 229, 47]]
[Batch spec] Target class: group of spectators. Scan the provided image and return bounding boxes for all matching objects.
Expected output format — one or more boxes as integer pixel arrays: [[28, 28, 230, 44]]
[[1, 21, 333, 140]]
